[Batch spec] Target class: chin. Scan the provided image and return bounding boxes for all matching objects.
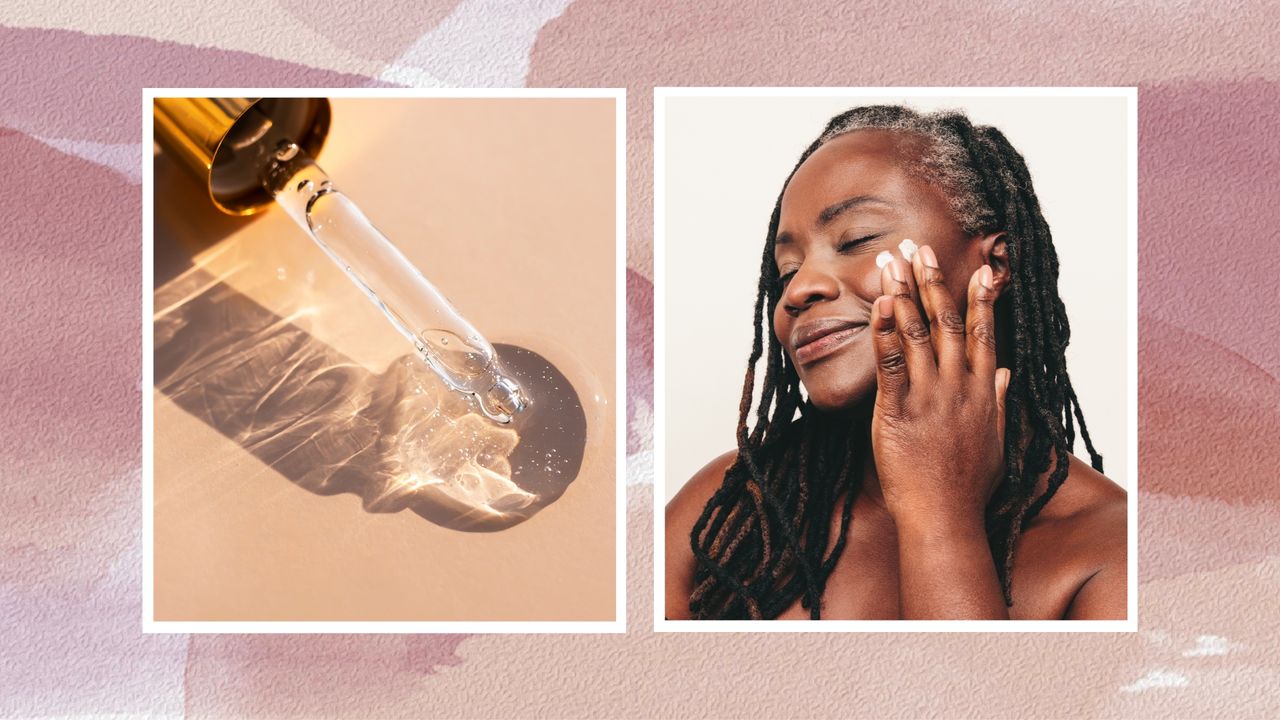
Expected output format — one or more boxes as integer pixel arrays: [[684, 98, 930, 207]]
[[788, 339, 877, 413], [799, 369, 876, 414]]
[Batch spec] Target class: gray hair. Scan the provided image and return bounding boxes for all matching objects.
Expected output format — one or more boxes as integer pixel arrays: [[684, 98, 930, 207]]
[[814, 105, 1002, 235]]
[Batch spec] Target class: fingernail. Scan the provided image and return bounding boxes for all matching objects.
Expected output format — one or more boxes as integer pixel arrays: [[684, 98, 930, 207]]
[[879, 296, 894, 318], [889, 259, 906, 283], [919, 245, 938, 269], [979, 265, 994, 290]]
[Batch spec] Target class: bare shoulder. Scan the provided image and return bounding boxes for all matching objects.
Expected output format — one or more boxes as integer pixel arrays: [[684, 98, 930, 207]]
[[663, 449, 738, 620], [1034, 453, 1127, 539], [1018, 453, 1129, 619], [666, 449, 738, 532]]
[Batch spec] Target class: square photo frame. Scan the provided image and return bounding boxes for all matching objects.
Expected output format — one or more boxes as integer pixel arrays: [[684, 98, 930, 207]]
[[143, 88, 627, 633], [654, 87, 1138, 632]]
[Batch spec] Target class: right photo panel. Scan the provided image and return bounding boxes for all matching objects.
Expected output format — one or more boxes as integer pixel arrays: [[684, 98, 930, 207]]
[[657, 88, 1136, 629]]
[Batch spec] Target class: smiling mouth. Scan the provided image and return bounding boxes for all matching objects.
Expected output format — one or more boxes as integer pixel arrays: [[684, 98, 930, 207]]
[[792, 322, 867, 365]]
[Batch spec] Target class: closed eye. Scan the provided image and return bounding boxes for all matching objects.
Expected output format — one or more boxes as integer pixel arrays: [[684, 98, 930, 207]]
[[837, 233, 882, 253]]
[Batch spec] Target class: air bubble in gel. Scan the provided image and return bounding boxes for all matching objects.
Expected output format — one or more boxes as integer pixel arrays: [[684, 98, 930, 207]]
[[261, 141, 528, 424]]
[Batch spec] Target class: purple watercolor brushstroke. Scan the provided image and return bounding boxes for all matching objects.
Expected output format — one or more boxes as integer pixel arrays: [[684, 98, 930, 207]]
[[0, 26, 390, 144], [180, 635, 468, 718], [625, 269, 653, 456], [0, 131, 183, 716], [275, 0, 461, 61], [1138, 80, 1280, 378]]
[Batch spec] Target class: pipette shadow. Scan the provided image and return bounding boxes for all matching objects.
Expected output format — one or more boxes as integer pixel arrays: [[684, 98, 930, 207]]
[[154, 273, 586, 531]]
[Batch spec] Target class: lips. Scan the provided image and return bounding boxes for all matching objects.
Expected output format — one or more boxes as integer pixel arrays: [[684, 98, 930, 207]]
[[791, 318, 867, 365]]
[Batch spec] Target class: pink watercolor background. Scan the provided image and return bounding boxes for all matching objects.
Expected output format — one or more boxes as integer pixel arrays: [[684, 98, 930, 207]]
[[1, 2, 1279, 717]]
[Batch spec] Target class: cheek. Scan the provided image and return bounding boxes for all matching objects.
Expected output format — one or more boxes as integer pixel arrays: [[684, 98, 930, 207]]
[[845, 255, 886, 302], [936, 252, 978, 309], [916, 227, 980, 302], [855, 260, 884, 299], [771, 302, 787, 347]]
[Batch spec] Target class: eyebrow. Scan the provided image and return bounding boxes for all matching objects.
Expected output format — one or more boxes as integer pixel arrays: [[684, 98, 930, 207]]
[[816, 194, 894, 226], [775, 195, 896, 248]]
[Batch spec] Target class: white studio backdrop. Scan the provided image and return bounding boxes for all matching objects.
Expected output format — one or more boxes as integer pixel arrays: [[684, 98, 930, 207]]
[[661, 92, 1132, 502]]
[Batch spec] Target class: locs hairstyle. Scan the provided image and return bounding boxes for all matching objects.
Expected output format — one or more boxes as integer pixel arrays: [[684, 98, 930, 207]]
[[688, 105, 1105, 620]]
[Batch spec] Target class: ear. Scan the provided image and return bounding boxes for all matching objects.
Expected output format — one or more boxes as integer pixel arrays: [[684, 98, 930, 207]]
[[978, 232, 1011, 297]]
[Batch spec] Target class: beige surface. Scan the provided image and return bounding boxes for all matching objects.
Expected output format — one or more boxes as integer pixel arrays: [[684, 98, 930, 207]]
[[152, 97, 617, 621]]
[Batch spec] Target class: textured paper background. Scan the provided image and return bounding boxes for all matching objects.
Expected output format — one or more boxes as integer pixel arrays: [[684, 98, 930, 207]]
[[1, 1, 1278, 717]]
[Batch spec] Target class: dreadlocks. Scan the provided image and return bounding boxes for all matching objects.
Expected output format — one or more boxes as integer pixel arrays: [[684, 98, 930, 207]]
[[688, 105, 1104, 620]]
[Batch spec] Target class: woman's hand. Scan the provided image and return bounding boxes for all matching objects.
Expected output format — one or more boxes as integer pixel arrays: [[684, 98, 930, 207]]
[[870, 244, 1013, 619], [870, 245, 1010, 527]]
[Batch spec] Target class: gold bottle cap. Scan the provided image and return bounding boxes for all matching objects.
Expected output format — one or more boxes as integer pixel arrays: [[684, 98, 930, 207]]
[[153, 97, 331, 215]]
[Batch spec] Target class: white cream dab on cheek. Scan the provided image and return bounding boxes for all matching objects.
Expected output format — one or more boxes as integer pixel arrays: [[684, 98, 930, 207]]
[[878, 240, 919, 270], [898, 238, 919, 262]]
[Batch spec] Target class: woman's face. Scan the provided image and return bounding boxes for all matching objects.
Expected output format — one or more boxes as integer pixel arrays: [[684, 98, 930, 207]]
[[773, 129, 989, 412]]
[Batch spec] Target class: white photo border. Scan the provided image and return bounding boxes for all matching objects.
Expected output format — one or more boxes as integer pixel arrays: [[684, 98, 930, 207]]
[[653, 86, 1139, 633], [142, 87, 627, 634]]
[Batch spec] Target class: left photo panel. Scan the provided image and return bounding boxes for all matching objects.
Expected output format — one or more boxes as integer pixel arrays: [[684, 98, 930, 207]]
[[143, 91, 624, 631]]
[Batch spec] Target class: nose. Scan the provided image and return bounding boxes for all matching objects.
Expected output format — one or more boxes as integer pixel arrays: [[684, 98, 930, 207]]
[[782, 260, 839, 316]]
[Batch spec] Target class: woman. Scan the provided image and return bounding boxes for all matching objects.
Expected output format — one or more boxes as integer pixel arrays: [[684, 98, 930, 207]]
[[665, 105, 1127, 620]]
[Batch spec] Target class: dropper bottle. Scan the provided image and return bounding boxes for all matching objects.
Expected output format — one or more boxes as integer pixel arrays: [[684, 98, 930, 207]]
[[153, 97, 527, 423]]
